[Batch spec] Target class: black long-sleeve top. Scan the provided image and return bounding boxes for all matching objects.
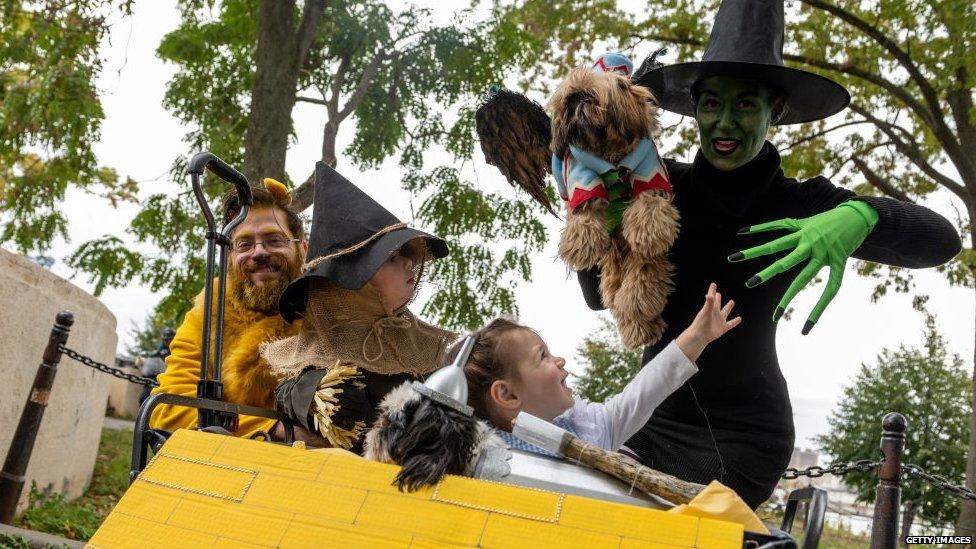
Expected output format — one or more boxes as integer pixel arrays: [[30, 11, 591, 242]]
[[578, 142, 961, 508]]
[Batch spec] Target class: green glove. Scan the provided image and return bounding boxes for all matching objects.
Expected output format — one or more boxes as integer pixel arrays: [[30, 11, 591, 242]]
[[728, 200, 878, 334]]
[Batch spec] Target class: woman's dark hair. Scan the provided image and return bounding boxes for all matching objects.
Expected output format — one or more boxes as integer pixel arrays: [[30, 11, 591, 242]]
[[444, 317, 532, 428], [690, 77, 789, 122]]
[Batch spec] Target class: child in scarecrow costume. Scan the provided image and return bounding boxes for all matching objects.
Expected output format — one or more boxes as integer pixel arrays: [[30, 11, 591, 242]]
[[261, 162, 455, 451]]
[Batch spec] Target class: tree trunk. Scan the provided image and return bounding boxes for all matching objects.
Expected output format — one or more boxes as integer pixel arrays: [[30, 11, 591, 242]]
[[288, 121, 337, 212], [243, 0, 325, 186], [956, 259, 976, 536], [321, 120, 339, 168], [900, 500, 915, 547], [243, 0, 299, 185]]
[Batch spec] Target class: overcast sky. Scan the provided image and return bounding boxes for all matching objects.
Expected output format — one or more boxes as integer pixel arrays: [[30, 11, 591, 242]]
[[22, 1, 974, 450]]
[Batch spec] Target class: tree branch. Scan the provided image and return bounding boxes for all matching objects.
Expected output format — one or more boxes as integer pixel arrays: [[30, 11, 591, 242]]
[[295, 0, 327, 65], [948, 66, 976, 170], [782, 53, 930, 124], [631, 33, 703, 49], [851, 157, 912, 203], [779, 119, 871, 152], [292, 170, 315, 212], [336, 53, 385, 121], [798, 0, 947, 126], [784, 52, 973, 183], [296, 95, 328, 106], [797, 0, 971, 183], [326, 54, 351, 119], [849, 104, 968, 199]]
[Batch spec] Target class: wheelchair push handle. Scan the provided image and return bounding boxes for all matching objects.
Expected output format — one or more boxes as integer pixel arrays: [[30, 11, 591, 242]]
[[185, 151, 251, 430], [187, 151, 252, 206]]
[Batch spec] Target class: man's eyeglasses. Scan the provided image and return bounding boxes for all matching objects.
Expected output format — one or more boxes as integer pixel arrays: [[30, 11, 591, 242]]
[[231, 235, 299, 253]]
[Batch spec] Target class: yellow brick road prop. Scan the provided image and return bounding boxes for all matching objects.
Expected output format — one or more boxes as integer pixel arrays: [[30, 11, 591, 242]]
[[87, 429, 743, 548]]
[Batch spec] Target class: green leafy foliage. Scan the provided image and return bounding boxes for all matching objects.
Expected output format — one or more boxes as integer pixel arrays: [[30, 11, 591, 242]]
[[0, 533, 31, 549], [405, 166, 547, 328], [125, 310, 179, 356], [0, 1, 136, 254], [572, 316, 643, 403], [60, 0, 554, 336], [816, 315, 971, 526]]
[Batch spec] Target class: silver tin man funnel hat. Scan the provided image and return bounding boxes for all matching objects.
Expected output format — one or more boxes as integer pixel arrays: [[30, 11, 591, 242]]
[[412, 335, 476, 416]]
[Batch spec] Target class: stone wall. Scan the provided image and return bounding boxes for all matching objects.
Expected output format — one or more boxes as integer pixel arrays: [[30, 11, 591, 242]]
[[0, 249, 117, 515], [106, 363, 144, 419]]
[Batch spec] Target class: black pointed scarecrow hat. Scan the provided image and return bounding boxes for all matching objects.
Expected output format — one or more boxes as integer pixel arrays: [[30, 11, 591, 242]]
[[278, 162, 449, 322], [634, 0, 850, 125]]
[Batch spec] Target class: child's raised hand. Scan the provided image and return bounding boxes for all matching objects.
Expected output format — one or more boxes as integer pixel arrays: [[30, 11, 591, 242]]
[[692, 283, 741, 342], [676, 283, 741, 362]]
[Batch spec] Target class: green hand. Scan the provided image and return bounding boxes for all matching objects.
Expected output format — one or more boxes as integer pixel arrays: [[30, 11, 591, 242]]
[[727, 200, 878, 334]]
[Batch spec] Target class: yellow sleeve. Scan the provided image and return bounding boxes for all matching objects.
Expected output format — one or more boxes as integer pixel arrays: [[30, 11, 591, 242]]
[[149, 304, 205, 432], [148, 303, 276, 438]]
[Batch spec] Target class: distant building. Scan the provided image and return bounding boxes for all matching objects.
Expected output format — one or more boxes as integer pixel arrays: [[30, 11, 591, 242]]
[[789, 447, 818, 470], [783, 447, 856, 494]]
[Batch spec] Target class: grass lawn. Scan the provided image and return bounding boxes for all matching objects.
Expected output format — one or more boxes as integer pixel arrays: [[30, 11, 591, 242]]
[[15, 428, 133, 541], [758, 501, 870, 548], [792, 523, 870, 549]]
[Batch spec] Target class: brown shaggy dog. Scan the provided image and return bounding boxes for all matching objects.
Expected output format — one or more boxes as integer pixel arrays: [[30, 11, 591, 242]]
[[548, 67, 680, 349]]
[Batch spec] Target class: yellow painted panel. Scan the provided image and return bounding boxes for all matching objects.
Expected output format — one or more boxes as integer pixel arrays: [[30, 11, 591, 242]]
[[243, 473, 366, 523], [409, 536, 474, 548], [214, 435, 324, 481], [695, 517, 744, 549], [480, 514, 620, 548], [560, 495, 699, 546], [166, 496, 293, 546], [356, 491, 488, 546], [279, 517, 414, 549], [87, 512, 216, 549], [139, 453, 257, 502], [93, 430, 748, 549], [158, 428, 224, 458], [213, 538, 275, 548], [620, 541, 689, 549], [106, 482, 182, 523], [433, 476, 564, 523], [315, 456, 431, 500]]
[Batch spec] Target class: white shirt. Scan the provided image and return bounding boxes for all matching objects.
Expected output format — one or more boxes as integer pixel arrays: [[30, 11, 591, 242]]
[[555, 339, 697, 451]]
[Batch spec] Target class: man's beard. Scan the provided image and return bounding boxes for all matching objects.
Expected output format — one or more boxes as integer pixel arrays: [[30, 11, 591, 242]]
[[231, 254, 302, 314]]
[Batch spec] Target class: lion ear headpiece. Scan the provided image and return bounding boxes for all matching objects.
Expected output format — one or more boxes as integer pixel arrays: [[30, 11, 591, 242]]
[[276, 163, 449, 323], [262, 177, 292, 204]]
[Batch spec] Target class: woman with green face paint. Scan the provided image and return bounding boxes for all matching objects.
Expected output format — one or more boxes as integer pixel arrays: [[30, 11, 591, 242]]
[[577, 0, 961, 508], [693, 76, 782, 172]]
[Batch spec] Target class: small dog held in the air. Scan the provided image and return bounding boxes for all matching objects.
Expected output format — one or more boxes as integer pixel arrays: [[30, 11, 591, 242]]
[[476, 52, 679, 348]]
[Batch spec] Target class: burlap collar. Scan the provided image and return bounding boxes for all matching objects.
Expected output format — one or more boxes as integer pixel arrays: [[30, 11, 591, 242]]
[[262, 280, 455, 379]]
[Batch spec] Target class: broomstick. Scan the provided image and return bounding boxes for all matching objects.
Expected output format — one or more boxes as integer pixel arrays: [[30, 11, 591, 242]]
[[512, 411, 705, 504]]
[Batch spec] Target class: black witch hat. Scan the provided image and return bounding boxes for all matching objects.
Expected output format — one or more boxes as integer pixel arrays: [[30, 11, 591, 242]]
[[278, 162, 449, 322], [635, 0, 849, 125]]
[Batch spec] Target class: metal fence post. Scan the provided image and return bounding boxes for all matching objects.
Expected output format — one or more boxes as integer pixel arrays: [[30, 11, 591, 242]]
[[870, 412, 907, 549], [0, 311, 74, 524]]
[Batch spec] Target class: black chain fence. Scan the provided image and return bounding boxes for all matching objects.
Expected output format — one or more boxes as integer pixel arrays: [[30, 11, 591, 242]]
[[782, 459, 882, 480], [783, 460, 976, 502], [59, 344, 159, 387]]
